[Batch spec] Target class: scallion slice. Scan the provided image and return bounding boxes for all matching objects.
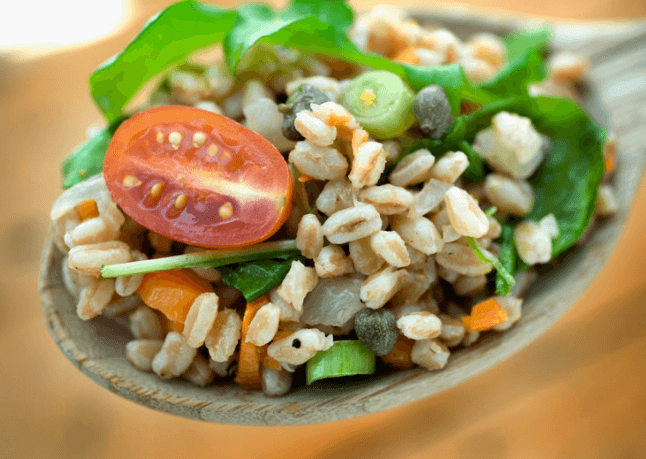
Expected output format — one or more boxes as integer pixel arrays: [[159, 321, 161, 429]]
[[306, 340, 376, 385], [341, 71, 416, 139], [100, 239, 298, 278]]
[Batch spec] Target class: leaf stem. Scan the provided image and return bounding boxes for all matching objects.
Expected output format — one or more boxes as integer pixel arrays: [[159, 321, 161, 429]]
[[101, 239, 299, 278]]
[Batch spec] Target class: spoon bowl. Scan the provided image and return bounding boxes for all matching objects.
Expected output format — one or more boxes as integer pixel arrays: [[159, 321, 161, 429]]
[[39, 9, 646, 425]]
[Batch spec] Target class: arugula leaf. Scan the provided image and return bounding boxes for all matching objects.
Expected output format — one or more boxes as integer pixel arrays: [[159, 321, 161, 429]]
[[458, 140, 486, 182], [478, 28, 550, 98], [90, 1, 237, 122], [281, 0, 354, 34], [389, 118, 481, 183], [466, 236, 515, 296], [495, 224, 517, 295], [224, 0, 354, 74], [220, 255, 305, 302], [61, 117, 126, 188], [464, 96, 605, 271], [224, 2, 493, 112], [404, 64, 495, 113]]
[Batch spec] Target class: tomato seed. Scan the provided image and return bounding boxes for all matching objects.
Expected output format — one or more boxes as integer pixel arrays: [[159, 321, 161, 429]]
[[207, 144, 218, 157], [150, 182, 164, 199], [156, 132, 164, 144], [193, 132, 207, 148], [175, 193, 189, 210], [219, 202, 233, 220], [169, 131, 184, 149], [123, 175, 142, 187]]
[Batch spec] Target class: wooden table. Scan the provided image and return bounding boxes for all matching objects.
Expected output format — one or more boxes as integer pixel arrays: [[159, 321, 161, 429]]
[[1, 1, 645, 457]]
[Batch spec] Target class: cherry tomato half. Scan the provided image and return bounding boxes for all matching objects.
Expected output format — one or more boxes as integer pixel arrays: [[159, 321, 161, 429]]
[[103, 106, 293, 248]]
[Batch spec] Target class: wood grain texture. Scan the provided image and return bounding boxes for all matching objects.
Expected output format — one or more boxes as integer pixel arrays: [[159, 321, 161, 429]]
[[38, 13, 646, 425]]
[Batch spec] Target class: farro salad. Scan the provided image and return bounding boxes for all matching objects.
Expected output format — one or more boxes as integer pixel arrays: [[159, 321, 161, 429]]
[[50, 0, 617, 395]]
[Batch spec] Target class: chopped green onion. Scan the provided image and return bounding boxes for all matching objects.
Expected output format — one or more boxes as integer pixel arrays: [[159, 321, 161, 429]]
[[306, 340, 376, 385], [341, 71, 416, 139], [465, 236, 515, 296], [100, 239, 298, 278]]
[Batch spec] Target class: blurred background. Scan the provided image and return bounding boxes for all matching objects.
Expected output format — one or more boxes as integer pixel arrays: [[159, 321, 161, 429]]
[[1, 0, 646, 458]]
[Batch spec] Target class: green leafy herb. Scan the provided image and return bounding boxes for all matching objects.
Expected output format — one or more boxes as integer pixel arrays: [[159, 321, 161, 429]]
[[61, 117, 126, 188], [306, 340, 376, 385], [478, 27, 550, 98], [90, 1, 237, 122], [219, 254, 305, 302], [465, 236, 515, 296], [100, 239, 299, 278], [463, 96, 605, 264]]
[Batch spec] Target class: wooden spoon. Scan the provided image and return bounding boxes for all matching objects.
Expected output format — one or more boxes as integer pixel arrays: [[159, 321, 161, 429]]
[[39, 10, 646, 425]]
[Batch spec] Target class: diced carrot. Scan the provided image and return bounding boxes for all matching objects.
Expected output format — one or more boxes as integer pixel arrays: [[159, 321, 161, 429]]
[[137, 270, 213, 323], [392, 46, 419, 65], [272, 329, 295, 342], [465, 298, 509, 332], [604, 155, 615, 174], [380, 334, 415, 369], [75, 200, 99, 220], [603, 133, 616, 174], [234, 296, 269, 390], [262, 354, 283, 371], [165, 317, 184, 333]]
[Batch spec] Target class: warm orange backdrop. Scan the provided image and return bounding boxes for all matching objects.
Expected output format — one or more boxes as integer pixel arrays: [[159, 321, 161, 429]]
[[1, 1, 645, 458]]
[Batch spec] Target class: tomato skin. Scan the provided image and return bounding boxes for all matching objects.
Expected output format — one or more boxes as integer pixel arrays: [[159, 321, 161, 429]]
[[103, 106, 292, 248]]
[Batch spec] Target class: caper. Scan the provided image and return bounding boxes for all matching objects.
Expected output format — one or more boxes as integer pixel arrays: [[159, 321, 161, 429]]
[[413, 85, 454, 140], [279, 84, 330, 141], [354, 308, 398, 356]]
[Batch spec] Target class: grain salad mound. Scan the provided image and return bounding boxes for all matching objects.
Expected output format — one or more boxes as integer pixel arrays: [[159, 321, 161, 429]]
[[51, 1, 616, 396]]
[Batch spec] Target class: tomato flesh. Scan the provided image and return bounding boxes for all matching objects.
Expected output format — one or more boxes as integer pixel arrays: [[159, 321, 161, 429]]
[[103, 106, 292, 248]]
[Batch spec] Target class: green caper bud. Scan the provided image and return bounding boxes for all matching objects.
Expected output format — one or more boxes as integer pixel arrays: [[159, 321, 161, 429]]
[[413, 85, 453, 140], [354, 308, 398, 356], [279, 84, 330, 141]]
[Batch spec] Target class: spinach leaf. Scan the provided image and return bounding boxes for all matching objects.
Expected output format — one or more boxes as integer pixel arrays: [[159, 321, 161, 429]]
[[464, 96, 605, 271], [90, 1, 237, 122], [219, 255, 305, 302], [61, 117, 126, 188], [478, 28, 550, 98]]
